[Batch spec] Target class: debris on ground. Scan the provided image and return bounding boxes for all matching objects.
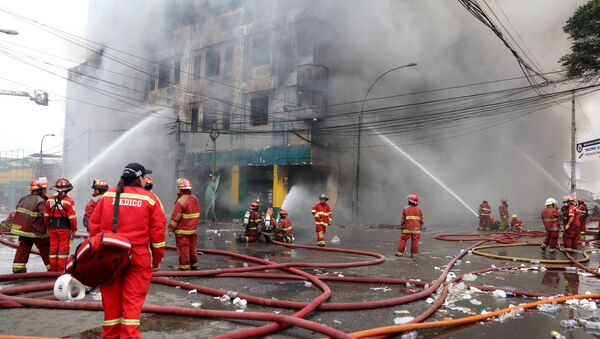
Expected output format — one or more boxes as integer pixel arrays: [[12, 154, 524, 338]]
[[462, 273, 477, 281], [393, 316, 415, 325], [492, 290, 507, 298], [537, 303, 560, 313], [188, 289, 197, 294], [470, 299, 482, 305], [304, 281, 313, 288], [190, 302, 201, 308], [331, 236, 341, 244]]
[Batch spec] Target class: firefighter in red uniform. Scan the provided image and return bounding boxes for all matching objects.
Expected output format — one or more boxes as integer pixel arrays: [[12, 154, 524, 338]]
[[11, 178, 50, 273], [396, 194, 423, 257], [499, 198, 509, 231], [561, 196, 570, 227], [144, 176, 153, 191], [478, 200, 492, 231], [44, 178, 77, 272], [240, 202, 262, 242], [312, 193, 332, 246], [83, 179, 109, 232], [168, 178, 201, 271], [510, 214, 525, 232], [563, 195, 580, 252], [541, 197, 560, 253], [578, 198, 588, 240], [89, 162, 165, 339], [274, 209, 294, 243]]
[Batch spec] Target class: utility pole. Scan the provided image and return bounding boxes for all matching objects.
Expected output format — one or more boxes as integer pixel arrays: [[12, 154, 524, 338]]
[[353, 63, 417, 224], [39, 134, 55, 177], [571, 89, 576, 194]]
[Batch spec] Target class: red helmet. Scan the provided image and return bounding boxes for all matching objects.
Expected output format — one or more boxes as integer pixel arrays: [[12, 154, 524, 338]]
[[562, 195, 569, 202], [279, 209, 288, 216], [568, 194, 576, 202], [29, 177, 48, 191], [267, 208, 274, 216], [91, 179, 109, 190], [408, 194, 419, 205], [54, 178, 73, 192], [177, 178, 192, 190], [250, 202, 259, 210], [483, 199, 488, 203], [577, 198, 585, 204], [319, 193, 329, 201]]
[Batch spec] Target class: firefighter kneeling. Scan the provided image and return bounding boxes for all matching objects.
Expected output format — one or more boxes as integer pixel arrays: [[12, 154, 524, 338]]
[[396, 194, 423, 258], [510, 214, 525, 232], [239, 202, 262, 242], [541, 197, 560, 253], [169, 178, 201, 271], [274, 209, 294, 243]]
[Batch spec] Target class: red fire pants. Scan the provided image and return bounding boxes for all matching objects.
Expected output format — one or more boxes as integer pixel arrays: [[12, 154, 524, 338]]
[[543, 231, 559, 250], [100, 245, 152, 339], [563, 224, 579, 251], [49, 229, 71, 272], [479, 216, 490, 230], [316, 224, 327, 246], [580, 217, 587, 239], [12, 236, 50, 273], [242, 227, 259, 242], [175, 234, 199, 270], [397, 232, 420, 255]]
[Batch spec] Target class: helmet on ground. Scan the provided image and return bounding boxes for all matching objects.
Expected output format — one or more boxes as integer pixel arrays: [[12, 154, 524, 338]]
[[250, 202, 259, 210], [408, 194, 419, 205], [91, 179, 109, 190], [54, 178, 73, 192], [279, 209, 288, 216], [177, 178, 192, 190], [545, 197, 557, 206], [319, 193, 329, 201], [577, 198, 585, 204], [501, 198, 508, 203], [144, 176, 154, 190], [512, 214, 518, 219]]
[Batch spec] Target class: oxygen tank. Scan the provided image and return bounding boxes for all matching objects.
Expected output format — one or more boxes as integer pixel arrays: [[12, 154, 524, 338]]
[[243, 211, 250, 226], [264, 214, 272, 231]]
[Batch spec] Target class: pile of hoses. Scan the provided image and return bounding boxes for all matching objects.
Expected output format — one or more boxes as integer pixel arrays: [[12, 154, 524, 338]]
[[0, 230, 598, 338]]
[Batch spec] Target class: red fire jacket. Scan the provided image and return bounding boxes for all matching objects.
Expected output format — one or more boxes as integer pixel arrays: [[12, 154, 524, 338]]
[[168, 192, 201, 235], [11, 193, 48, 238], [401, 205, 423, 233], [541, 207, 560, 232], [278, 218, 293, 235], [511, 218, 524, 230], [44, 194, 77, 232], [311, 202, 332, 226], [88, 186, 166, 266], [499, 204, 509, 218], [479, 202, 491, 217], [83, 194, 103, 228], [567, 204, 580, 229]]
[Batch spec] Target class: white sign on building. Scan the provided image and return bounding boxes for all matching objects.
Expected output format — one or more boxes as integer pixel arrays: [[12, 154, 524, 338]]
[[576, 138, 600, 162]]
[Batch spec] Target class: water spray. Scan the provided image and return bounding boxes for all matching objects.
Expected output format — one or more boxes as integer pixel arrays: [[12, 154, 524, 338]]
[[512, 147, 565, 192]]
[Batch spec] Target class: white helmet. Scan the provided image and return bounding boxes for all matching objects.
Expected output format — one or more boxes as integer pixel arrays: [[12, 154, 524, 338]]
[[53, 274, 86, 301], [545, 197, 557, 206]]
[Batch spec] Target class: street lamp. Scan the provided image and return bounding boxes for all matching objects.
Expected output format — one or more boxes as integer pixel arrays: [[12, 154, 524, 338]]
[[352, 62, 418, 224], [39, 134, 55, 177], [0, 29, 19, 35]]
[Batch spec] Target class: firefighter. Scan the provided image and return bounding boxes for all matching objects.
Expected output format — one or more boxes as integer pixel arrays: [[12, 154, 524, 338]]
[[168, 178, 201, 271], [311, 193, 332, 246], [44, 178, 77, 272], [510, 214, 525, 232], [563, 195, 580, 253], [396, 194, 423, 257], [478, 200, 492, 231], [541, 197, 560, 253], [578, 198, 588, 240], [260, 208, 276, 242], [144, 176, 153, 191], [499, 198, 509, 231], [11, 178, 50, 273], [83, 179, 109, 232], [274, 209, 294, 243], [239, 202, 262, 242], [88, 162, 166, 338], [561, 196, 570, 227]]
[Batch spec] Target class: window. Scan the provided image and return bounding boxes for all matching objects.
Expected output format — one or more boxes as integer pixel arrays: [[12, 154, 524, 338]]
[[158, 61, 170, 89], [224, 46, 234, 74], [191, 105, 199, 133], [222, 109, 230, 131], [296, 24, 312, 57], [193, 53, 202, 80], [250, 95, 268, 126], [252, 32, 270, 66], [174, 59, 181, 84], [202, 102, 214, 132], [206, 46, 221, 77]]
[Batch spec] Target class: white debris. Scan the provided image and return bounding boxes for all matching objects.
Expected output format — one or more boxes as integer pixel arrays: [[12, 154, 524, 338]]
[[337, 274, 344, 278], [434, 266, 440, 270], [188, 289, 198, 294], [394, 310, 411, 314], [304, 281, 313, 288], [492, 290, 507, 298], [465, 261, 471, 264], [393, 316, 415, 325], [462, 273, 477, 282], [539, 266, 548, 272], [491, 264, 497, 269], [400, 331, 418, 339], [274, 311, 281, 314], [371, 287, 392, 292], [333, 319, 342, 324], [470, 299, 482, 305], [190, 302, 202, 308], [462, 294, 472, 300], [537, 303, 560, 313], [219, 295, 231, 303], [331, 236, 340, 244], [426, 298, 435, 304], [235, 309, 245, 312], [469, 286, 482, 293]]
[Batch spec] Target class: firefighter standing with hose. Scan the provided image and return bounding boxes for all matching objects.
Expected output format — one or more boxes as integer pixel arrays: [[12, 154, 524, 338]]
[[11, 178, 50, 273], [168, 178, 201, 270], [396, 194, 423, 258], [83, 179, 109, 232], [540, 197, 560, 254], [563, 195, 581, 253], [89, 162, 166, 338], [499, 198, 509, 231], [478, 200, 491, 231], [312, 193, 332, 247], [44, 178, 77, 272]]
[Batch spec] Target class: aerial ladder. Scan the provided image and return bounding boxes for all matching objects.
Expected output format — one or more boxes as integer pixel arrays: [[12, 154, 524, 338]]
[[0, 88, 48, 106]]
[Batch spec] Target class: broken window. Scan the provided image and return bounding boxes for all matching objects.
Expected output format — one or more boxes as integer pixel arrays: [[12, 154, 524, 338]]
[[158, 60, 170, 89], [202, 102, 215, 132], [252, 32, 270, 67], [206, 46, 221, 77], [224, 46, 234, 74], [174, 58, 181, 84], [250, 95, 269, 126], [193, 53, 202, 80], [191, 104, 199, 133]]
